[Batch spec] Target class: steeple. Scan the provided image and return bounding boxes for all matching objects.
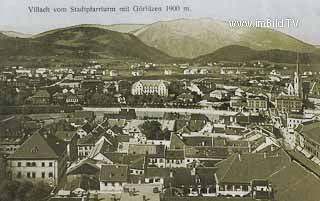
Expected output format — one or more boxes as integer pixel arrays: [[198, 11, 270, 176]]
[[294, 51, 301, 97]]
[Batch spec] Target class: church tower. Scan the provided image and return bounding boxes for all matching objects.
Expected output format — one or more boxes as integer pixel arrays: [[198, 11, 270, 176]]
[[293, 53, 300, 97], [293, 52, 303, 97]]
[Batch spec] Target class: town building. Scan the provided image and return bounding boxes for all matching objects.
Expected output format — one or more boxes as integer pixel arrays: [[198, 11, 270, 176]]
[[27, 90, 50, 105], [7, 132, 68, 186], [131, 80, 169, 97], [276, 95, 303, 113], [99, 164, 128, 193], [246, 95, 268, 112], [215, 152, 282, 198], [295, 120, 320, 164]]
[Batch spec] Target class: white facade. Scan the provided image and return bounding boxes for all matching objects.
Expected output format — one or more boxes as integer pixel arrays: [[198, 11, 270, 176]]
[[131, 80, 169, 97], [9, 158, 65, 186]]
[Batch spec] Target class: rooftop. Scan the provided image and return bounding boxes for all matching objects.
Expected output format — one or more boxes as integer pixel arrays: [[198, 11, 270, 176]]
[[8, 132, 67, 159], [99, 164, 128, 182]]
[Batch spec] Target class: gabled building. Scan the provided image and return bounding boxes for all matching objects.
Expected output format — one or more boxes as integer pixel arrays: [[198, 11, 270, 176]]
[[131, 80, 169, 97], [7, 132, 68, 186], [99, 164, 129, 193], [214, 152, 282, 198], [28, 90, 50, 105], [295, 120, 320, 163]]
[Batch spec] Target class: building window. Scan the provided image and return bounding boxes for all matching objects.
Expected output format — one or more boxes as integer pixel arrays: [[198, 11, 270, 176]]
[[27, 172, 31, 178], [32, 162, 36, 167], [42, 162, 45, 167], [26, 162, 31, 167], [42, 172, 45, 178], [17, 172, 22, 178], [49, 162, 53, 167], [17, 162, 21, 167], [32, 172, 36, 178], [48, 172, 53, 178]]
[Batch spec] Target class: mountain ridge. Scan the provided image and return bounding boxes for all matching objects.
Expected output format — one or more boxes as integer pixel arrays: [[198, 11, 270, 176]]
[[0, 26, 177, 64], [193, 45, 320, 64], [131, 18, 316, 58]]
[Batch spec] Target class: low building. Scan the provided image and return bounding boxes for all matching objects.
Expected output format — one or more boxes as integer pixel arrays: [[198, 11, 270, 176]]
[[0, 136, 26, 156], [215, 152, 282, 198], [28, 90, 50, 105], [99, 164, 128, 193]]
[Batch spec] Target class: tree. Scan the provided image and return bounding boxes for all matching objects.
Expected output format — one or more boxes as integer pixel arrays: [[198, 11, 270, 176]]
[[0, 180, 51, 201], [25, 181, 51, 201], [139, 121, 171, 140]]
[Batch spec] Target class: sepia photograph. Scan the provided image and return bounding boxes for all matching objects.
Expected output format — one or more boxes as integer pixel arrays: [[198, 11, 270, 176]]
[[0, 0, 320, 201]]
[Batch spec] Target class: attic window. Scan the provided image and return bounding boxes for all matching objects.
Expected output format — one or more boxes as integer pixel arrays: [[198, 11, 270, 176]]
[[31, 146, 39, 153]]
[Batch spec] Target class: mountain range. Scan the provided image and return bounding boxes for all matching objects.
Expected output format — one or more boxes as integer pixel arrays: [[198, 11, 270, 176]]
[[193, 45, 320, 64], [0, 26, 175, 64], [131, 18, 316, 58], [0, 18, 319, 65]]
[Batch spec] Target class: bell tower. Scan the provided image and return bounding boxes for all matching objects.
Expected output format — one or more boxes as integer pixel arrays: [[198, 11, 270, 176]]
[[294, 52, 300, 97]]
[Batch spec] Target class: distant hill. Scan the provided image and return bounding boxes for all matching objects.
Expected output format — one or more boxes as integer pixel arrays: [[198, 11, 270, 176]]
[[34, 24, 145, 38], [132, 18, 316, 58], [0, 26, 176, 64], [1, 31, 32, 38], [193, 45, 320, 64]]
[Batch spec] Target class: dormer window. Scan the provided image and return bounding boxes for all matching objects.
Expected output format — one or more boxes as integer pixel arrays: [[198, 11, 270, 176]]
[[31, 146, 39, 153]]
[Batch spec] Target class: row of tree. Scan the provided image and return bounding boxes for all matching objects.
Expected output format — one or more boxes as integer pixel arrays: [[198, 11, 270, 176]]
[[0, 179, 52, 201]]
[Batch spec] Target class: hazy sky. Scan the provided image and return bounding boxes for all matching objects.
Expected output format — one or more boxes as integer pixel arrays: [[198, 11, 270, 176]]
[[0, 0, 319, 44]]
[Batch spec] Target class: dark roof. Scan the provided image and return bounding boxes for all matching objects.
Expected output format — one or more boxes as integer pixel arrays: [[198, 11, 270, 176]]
[[8, 132, 67, 159], [183, 136, 213, 147], [190, 114, 209, 121], [33, 90, 50, 98], [298, 120, 320, 144], [128, 144, 165, 158], [165, 149, 185, 159], [184, 146, 229, 159], [64, 175, 100, 191], [102, 152, 128, 163], [80, 122, 93, 133], [67, 159, 99, 175], [169, 134, 185, 150], [216, 150, 286, 184], [54, 130, 77, 142], [77, 134, 97, 145], [100, 164, 128, 182], [252, 179, 269, 186], [145, 167, 171, 178], [109, 126, 123, 134]]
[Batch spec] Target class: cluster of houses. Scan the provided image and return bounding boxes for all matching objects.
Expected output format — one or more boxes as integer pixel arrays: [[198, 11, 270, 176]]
[[0, 108, 284, 200]]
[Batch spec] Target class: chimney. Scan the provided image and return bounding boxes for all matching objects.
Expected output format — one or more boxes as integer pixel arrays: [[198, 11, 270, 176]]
[[191, 168, 196, 176], [238, 153, 241, 162], [170, 170, 174, 178], [271, 145, 275, 152]]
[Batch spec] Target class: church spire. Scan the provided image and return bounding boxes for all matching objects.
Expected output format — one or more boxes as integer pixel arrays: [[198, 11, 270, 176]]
[[296, 51, 299, 76], [294, 51, 300, 97]]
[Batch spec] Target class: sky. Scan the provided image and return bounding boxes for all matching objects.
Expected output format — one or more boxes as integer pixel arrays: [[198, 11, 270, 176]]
[[0, 0, 319, 45]]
